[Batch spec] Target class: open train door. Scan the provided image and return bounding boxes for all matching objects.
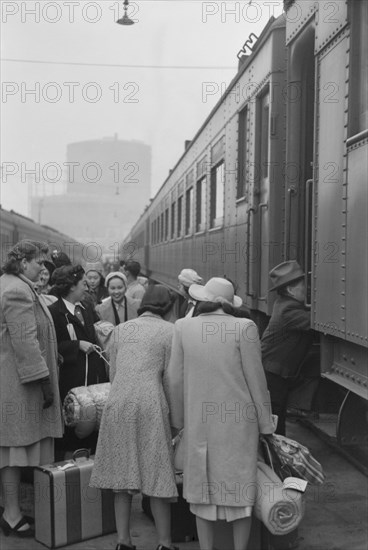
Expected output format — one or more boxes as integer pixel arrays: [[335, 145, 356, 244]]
[[284, 11, 323, 415], [284, 20, 315, 291]]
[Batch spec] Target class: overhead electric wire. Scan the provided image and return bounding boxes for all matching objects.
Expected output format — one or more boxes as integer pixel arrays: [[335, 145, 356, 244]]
[[1, 58, 235, 70]]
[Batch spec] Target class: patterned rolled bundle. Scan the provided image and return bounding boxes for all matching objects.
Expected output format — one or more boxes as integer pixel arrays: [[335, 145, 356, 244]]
[[254, 461, 305, 535], [63, 383, 111, 433]]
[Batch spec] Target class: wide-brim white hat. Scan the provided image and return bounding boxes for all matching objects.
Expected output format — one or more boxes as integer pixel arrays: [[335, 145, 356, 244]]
[[189, 277, 242, 308]]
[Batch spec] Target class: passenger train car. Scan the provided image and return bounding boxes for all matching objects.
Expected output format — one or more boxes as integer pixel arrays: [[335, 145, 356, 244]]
[[0, 207, 83, 266], [122, 1, 368, 445]]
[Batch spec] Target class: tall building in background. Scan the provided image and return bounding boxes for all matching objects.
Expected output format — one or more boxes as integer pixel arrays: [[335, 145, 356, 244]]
[[31, 135, 151, 255]]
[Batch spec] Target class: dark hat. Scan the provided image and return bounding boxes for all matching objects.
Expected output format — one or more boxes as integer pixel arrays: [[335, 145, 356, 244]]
[[52, 265, 85, 286], [43, 260, 55, 276], [138, 284, 173, 315], [51, 250, 72, 268], [269, 260, 304, 291]]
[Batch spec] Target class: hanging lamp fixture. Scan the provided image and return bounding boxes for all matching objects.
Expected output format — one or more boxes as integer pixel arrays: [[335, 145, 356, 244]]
[[116, 0, 135, 25]]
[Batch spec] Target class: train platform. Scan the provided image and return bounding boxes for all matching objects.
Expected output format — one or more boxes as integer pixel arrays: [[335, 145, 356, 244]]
[[1, 421, 367, 550]]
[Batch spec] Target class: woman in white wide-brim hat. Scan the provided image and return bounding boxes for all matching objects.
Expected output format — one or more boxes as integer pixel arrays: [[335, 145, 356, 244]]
[[167, 278, 275, 550]]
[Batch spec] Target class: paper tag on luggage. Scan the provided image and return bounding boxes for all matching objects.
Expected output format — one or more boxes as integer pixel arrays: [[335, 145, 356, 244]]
[[283, 477, 308, 492]]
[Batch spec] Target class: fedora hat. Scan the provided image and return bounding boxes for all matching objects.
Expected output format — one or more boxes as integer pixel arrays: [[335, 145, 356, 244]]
[[269, 260, 304, 291], [189, 277, 242, 307]]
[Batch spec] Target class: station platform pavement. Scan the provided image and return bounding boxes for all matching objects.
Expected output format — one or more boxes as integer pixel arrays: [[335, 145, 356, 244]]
[[1, 421, 367, 550]]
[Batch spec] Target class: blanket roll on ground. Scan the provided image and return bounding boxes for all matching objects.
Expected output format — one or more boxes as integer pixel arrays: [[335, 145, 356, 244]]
[[63, 383, 111, 434], [254, 461, 305, 535]]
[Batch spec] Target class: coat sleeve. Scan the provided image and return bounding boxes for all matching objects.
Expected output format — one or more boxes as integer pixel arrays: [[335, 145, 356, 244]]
[[166, 320, 185, 429], [106, 326, 119, 382], [238, 320, 275, 434], [282, 304, 311, 331], [162, 326, 174, 406], [2, 285, 49, 383]]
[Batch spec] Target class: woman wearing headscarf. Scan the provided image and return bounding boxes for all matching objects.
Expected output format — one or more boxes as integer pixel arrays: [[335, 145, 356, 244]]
[[96, 272, 140, 325], [90, 285, 178, 550], [48, 265, 108, 455], [0, 240, 63, 538], [35, 260, 57, 306], [84, 262, 109, 306], [167, 278, 275, 550]]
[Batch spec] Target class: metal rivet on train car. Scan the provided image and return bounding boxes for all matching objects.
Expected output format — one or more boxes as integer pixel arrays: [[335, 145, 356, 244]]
[[351, 358, 356, 365]]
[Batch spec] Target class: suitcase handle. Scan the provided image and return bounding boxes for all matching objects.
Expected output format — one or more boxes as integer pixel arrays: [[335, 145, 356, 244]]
[[72, 448, 90, 461]]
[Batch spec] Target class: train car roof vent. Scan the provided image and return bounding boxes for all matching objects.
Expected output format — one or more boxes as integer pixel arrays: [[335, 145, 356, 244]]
[[237, 54, 249, 71], [237, 32, 258, 70]]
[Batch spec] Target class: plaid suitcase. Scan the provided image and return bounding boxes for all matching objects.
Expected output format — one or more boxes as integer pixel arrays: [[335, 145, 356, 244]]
[[34, 449, 116, 548]]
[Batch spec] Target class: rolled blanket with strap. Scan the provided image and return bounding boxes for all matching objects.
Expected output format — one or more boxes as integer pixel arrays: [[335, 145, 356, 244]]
[[63, 383, 111, 433], [255, 461, 305, 536]]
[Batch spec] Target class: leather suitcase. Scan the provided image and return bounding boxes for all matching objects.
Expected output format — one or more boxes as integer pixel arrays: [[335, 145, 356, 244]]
[[34, 449, 116, 548], [142, 474, 198, 543]]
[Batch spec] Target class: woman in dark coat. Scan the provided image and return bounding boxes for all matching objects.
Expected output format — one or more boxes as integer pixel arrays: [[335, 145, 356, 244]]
[[48, 265, 108, 454]]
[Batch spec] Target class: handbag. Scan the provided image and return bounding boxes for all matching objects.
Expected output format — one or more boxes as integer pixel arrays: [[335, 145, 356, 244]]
[[172, 429, 184, 472], [260, 433, 325, 485]]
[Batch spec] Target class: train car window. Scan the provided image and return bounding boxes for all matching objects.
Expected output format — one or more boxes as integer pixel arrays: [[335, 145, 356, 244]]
[[165, 208, 169, 241], [259, 92, 270, 179], [349, 0, 368, 136], [237, 106, 248, 199], [197, 156, 207, 179], [171, 202, 176, 239], [177, 195, 183, 237], [160, 212, 164, 242], [211, 136, 225, 165], [196, 175, 207, 232], [156, 217, 159, 244], [151, 221, 154, 245], [210, 161, 225, 228], [185, 187, 193, 235]]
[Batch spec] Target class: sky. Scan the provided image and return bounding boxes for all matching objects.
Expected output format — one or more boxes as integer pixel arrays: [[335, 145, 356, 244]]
[[1, 0, 284, 218]]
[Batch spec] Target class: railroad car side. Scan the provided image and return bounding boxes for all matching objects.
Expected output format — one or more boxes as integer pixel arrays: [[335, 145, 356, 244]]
[[284, 0, 368, 443]]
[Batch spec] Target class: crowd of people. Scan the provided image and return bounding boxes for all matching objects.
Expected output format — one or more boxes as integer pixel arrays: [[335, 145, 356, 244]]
[[0, 239, 315, 550]]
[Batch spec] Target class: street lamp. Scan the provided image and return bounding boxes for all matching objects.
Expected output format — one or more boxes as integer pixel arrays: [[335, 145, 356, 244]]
[[116, 0, 135, 25]]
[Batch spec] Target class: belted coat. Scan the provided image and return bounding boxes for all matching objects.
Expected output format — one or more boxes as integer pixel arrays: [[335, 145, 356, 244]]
[[0, 273, 63, 447], [167, 311, 275, 508]]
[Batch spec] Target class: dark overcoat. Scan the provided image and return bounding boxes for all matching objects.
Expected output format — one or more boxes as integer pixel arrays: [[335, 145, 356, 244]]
[[261, 296, 313, 378], [48, 298, 108, 401]]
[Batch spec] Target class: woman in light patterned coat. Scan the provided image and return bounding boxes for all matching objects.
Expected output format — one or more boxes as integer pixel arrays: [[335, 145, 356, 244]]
[[91, 285, 178, 550], [0, 241, 63, 538]]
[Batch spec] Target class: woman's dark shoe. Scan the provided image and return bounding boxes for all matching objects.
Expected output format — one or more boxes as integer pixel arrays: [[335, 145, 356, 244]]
[[115, 544, 136, 550], [156, 545, 179, 550], [0, 515, 34, 537]]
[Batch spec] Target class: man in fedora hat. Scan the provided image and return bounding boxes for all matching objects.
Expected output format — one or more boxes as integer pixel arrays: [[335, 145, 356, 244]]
[[261, 260, 317, 436]]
